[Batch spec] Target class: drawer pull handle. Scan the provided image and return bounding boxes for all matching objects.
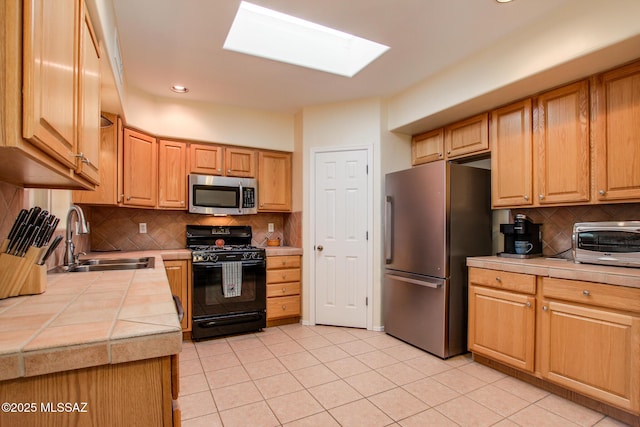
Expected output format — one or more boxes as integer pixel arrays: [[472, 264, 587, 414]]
[[583, 290, 590, 296], [495, 277, 501, 282]]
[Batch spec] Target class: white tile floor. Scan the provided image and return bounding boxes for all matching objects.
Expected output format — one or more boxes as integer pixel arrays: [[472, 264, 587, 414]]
[[179, 324, 632, 427]]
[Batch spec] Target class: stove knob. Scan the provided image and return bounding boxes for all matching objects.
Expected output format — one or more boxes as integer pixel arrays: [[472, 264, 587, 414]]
[[211, 254, 219, 263]]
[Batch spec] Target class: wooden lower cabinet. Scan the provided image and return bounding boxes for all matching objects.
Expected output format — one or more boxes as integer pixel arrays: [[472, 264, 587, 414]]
[[468, 268, 536, 372], [164, 260, 191, 334], [0, 355, 180, 427], [266, 255, 301, 326]]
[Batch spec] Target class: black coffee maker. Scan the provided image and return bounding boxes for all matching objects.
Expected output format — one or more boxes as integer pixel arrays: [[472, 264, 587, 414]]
[[499, 214, 542, 258]]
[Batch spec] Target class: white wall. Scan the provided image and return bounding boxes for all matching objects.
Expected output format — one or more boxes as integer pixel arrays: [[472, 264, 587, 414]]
[[300, 98, 410, 329]]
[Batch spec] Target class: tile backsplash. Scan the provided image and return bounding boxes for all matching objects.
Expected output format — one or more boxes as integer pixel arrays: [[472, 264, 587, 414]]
[[0, 181, 24, 239], [84, 206, 300, 251], [512, 203, 640, 257]]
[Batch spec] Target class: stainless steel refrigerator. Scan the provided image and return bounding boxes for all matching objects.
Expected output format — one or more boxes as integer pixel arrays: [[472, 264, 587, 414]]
[[384, 161, 492, 358]]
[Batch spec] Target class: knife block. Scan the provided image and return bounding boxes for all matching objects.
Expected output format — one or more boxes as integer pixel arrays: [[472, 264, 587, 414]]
[[0, 240, 47, 299]]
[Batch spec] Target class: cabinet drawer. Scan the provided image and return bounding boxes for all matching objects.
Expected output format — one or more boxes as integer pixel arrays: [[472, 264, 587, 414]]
[[267, 282, 300, 297], [267, 295, 301, 319], [267, 256, 301, 269], [469, 267, 536, 294], [267, 268, 301, 284], [543, 277, 640, 313]]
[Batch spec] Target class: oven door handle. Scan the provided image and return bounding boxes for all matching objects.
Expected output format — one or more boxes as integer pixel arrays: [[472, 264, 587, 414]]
[[172, 295, 184, 322]]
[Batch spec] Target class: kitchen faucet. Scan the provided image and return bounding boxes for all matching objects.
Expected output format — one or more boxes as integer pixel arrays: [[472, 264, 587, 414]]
[[64, 205, 90, 266]]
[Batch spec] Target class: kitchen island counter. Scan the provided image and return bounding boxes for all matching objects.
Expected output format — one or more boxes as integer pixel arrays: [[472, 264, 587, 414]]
[[0, 250, 190, 382]]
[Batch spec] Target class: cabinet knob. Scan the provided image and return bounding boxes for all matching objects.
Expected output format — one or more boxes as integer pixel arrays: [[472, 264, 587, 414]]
[[495, 277, 501, 282], [180, 201, 185, 205], [583, 290, 590, 296], [525, 301, 531, 308], [282, 274, 286, 280], [438, 153, 443, 157], [218, 169, 222, 173], [543, 306, 548, 312], [127, 196, 131, 201], [524, 195, 529, 201], [539, 194, 544, 200], [227, 169, 232, 173], [599, 190, 606, 196], [282, 305, 286, 310], [282, 287, 286, 293], [447, 151, 451, 154]]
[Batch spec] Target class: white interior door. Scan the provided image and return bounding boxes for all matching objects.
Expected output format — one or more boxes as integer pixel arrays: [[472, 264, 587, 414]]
[[314, 149, 368, 328]]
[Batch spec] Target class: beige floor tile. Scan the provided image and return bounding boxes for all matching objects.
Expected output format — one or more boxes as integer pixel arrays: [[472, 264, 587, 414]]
[[180, 373, 210, 396], [443, 353, 474, 367], [205, 365, 250, 389], [432, 368, 488, 394], [323, 330, 359, 344], [278, 351, 321, 371], [368, 387, 429, 421], [594, 416, 635, 426], [267, 389, 324, 424], [467, 384, 530, 417], [493, 376, 550, 403], [307, 325, 343, 336], [383, 343, 428, 361], [405, 354, 453, 376], [195, 339, 233, 357], [363, 333, 403, 349], [218, 400, 280, 427], [492, 420, 521, 427], [309, 344, 351, 362], [459, 361, 507, 383], [281, 325, 320, 340], [258, 331, 294, 346], [243, 357, 288, 379], [228, 335, 266, 351], [268, 340, 306, 357], [199, 352, 241, 372], [180, 358, 204, 377], [296, 334, 332, 350], [291, 364, 340, 388], [283, 410, 341, 427], [329, 398, 393, 427], [211, 381, 263, 411], [179, 390, 217, 420], [338, 339, 376, 356], [536, 394, 606, 426], [179, 345, 200, 362], [345, 370, 396, 397], [308, 379, 363, 409], [254, 372, 304, 399], [508, 404, 581, 427], [435, 395, 503, 427], [344, 328, 382, 339], [403, 377, 460, 407], [377, 362, 426, 386], [356, 349, 399, 369], [182, 412, 223, 427], [233, 345, 275, 364], [325, 356, 371, 378], [399, 408, 458, 427]]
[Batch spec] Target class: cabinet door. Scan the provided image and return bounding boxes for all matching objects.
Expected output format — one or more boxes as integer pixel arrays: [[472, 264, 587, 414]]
[[72, 113, 119, 205], [444, 113, 489, 160], [76, 3, 101, 185], [123, 129, 157, 207], [158, 140, 187, 210], [593, 61, 640, 202], [189, 143, 223, 175], [540, 301, 640, 412], [535, 81, 590, 205], [258, 151, 292, 212], [225, 147, 256, 177], [491, 99, 533, 208], [164, 260, 190, 332], [22, 0, 79, 169], [411, 128, 443, 165], [468, 285, 536, 372]]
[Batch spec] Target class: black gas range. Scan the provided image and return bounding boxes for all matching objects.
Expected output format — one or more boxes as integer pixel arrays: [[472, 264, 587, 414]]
[[187, 225, 266, 341]]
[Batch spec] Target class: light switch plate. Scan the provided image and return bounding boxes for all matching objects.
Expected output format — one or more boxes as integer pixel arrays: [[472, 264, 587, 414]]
[[268, 223, 274, 233]]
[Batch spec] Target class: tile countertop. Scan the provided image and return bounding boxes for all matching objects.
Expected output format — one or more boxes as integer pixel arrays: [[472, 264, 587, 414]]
[[0, 250, 191, 382], [263, 246, 303, 256], [467, 256, 640, 289]]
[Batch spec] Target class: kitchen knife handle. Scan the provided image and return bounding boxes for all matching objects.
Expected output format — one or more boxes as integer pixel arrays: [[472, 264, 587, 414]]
[[7, 209, 28, 241], [385, 196, 393, 264]]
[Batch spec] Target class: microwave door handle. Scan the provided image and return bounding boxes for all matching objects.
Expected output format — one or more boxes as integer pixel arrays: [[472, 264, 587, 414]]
[[239, 182, 243, 213]]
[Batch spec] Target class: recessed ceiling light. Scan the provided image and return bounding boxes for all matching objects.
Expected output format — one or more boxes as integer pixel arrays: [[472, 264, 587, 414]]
[[223, 1, 389, 78], [496, 0, 514, 3], [171, 85, 189, 93]]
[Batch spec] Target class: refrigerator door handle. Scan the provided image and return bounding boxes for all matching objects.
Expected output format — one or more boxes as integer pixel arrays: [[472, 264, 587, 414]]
[[385, 196, 393, 264], [385, 273, 443, 289]]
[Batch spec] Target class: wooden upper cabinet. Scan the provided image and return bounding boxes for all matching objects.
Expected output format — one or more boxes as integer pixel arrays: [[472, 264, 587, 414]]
[[491, 99, 533, 208], [535, 80, 590, 205], [123, 129, 157, 207], [189, 143, 223, 175], [75, 3, 101, 185], [444, 113, 489, 160], [22, 0, 79, 169], [593, 60, 640, 203], [225, 147, 256, 177], [258, 151, 292, 212], [412, 128, 443, 165], [158, 140, 187, 209]]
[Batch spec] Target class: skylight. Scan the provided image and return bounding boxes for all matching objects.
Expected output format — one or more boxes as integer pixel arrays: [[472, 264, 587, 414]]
[[223, 1, 390, 78]]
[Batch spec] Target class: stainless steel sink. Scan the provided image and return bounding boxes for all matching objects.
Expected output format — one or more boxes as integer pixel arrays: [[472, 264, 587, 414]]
[[62, 257, 155, 272]]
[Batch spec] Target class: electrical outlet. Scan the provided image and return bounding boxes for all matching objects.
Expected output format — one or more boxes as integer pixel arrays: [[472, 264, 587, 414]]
[[268, 223, 274, 233], [139, 223, 147, 234]]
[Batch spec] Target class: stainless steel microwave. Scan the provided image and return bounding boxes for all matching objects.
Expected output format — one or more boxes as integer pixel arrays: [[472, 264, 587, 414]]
[[188, 174, 257, 215], [573, 221, 640, 268]]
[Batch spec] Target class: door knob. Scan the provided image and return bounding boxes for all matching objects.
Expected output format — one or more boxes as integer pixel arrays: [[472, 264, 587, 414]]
[[317, 245, 324, 251]]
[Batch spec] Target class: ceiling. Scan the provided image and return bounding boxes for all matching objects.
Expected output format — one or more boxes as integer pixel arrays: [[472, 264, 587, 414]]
[[110, 0, 576, 114]]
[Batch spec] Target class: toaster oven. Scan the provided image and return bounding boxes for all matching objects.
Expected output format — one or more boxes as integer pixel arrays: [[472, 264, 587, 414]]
[[573, 221, 640, 268]]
